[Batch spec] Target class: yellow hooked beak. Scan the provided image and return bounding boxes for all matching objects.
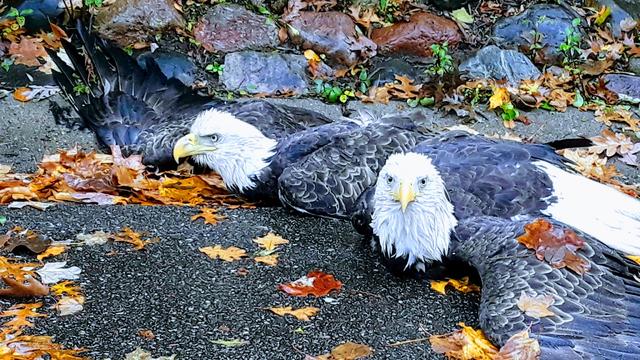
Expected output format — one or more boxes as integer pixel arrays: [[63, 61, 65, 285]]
[[172, 133, 217, 163], [394, 182, 416, 212]]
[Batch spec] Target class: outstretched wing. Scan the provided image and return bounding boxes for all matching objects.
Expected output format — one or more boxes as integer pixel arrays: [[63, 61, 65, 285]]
[[453, 216, 640, 359], [413, 131, 573, 219], [47, 21, 216, 157], [278, 120, 431, 218]]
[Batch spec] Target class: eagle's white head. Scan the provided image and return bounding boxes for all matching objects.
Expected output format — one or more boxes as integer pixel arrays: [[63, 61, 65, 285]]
[[172, 109, 277, 191], [372, 152, 457, 271]]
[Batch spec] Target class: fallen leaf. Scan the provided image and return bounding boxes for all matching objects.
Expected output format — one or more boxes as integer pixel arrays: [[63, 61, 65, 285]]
[[125, 347, 176, 360], [200, 245, 247, 262], [36, 245, 66, 261], [76, 231, 110, 246], [594, 106, 639, 131], [253, 232, 289, 251], [13, 87, 31, 102], [278, 271, 342, 297], [430, 322, 499, 360], [0, 226, 51, 253], [268, 306, 319, 321], [138, 329, 156, 340], [517, 218, 591, 274], [628, 255, 640, 265], [620, 18, 638, 33], [35, 261, 81, 284], [0, 275, 49, 297], [0, 303, 47, 334], [191, 207, 226, 225], [320, 342, 373, 360], [489, 87, 510, 109], [8, 37, 47, 66], [210, 339, 248, 347], [495, 330, 541, 359], [592, 5, 611, 26], [589, 129, 635, 157], [113, 227, 158, 250], [451, 8, 474, 24], [0, 256, 38, 280], [55, 296, 84, 316], [51, 281, 82, 298], [255, 254, 279, 266], [430, 276, 480, 295], [1, 334, 87, 358], [516, 292, 555, 318], [7, 200, 55, 210]]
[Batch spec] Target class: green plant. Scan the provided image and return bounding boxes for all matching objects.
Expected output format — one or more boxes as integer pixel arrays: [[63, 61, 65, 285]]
[[73, 83, 90, 95], [123, 46, 133, 56], [357, 68, 371, 94], [427, 42, 454, 77], [205, 62, 224, 75], [314, 80, 355, 104], [1, 59, 13, 72], [377, 0, 400, 22], [84, 0, 104, 8], [500, 102, 519, 122], [407, 97, 435, 107], [559, 18, 582, 65], [6, 7, 33, 28]]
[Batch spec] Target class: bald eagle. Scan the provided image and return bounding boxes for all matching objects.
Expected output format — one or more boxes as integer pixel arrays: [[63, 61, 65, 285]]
[[352, 131, 640, 274], [47, 21, 333, 169]]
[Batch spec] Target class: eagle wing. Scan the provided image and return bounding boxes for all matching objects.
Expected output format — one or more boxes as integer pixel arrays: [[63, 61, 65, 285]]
[[413, 131, 572, 219], [278, 120, 430, 218], [453, 216, 640, 359], [48, 21, 217, 166]]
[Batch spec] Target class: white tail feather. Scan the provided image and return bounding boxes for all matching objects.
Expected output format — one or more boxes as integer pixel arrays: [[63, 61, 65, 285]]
[[536, 161, 640, 255]]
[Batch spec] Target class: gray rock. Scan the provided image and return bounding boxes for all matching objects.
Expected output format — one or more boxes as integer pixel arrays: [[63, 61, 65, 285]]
[[193, 4, 279, 54], [95, 0, 184, 46], [492, 4, 580, 64], [459, 45, 541, 86], [369, 57, 428, 87], [137, 51, 197, 86], [628, 57, 640, 75], [222, 52, 309, 95], [603, 73, 640, 103], [594, 0, 639, 37]]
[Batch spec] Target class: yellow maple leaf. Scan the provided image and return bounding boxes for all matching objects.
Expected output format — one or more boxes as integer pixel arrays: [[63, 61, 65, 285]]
[[4, 334, 87, 359], [200, 245, 247, 262], [268, 306, 319, 321], [304, 49, 321, 62], [36, 245, 66, 261], [489, 87, 510, 109], [113, 227, 158, 251], [627, 255, 640, 265], [253, 232, 289, 251], [516, 292, 555, 318], [430, 322, 499, 360], [50, 281, 82, 298], [430, 277, 481, 295], [255, 254, 279, 266], [0, 257, 38, 281], [0, 303, 47, 335], [191, 207, 226, 225]]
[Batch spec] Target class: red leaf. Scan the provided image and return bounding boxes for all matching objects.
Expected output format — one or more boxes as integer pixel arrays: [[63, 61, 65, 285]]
[[277, 271, 342, 297]]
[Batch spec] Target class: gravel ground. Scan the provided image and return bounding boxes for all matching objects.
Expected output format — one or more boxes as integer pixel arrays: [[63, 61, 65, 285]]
[[0, 95, 638, 359]]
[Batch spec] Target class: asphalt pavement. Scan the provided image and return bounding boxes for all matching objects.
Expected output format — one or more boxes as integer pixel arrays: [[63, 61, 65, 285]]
[[0, 95, 637, 359]]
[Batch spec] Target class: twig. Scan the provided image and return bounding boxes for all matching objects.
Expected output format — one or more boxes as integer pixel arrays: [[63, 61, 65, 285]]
[[387, 337, 430, 347]]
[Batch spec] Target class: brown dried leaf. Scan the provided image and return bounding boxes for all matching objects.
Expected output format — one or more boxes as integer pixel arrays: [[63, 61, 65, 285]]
[[113, 227, 158, 251], [430, 322, 498, 360], [0, 276, 49, 298], [594, 107, 639, 131], [268, 306, 319, 321], [36, 245, 66, 261], [200, 245, 247, 262], [278, 271, 342, 297], [517, 218, 591, 274], [253, 232, 289, 251], [516, 292, 555, 318], [589, 129, 635, 157], [138, 329, 156, 340], [495, 330, 541, 360], [8, 37, 47, 67], [0, 226, 51, 254], [191, 207, 226, 225], [430, 276, 480, 295], [254, 254, 279, 266], [0, 256, 38, 281], [312, 342, 373, 360]]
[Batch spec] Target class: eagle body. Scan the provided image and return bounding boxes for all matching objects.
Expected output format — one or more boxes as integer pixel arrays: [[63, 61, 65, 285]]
[[452, 216, 640, 359]]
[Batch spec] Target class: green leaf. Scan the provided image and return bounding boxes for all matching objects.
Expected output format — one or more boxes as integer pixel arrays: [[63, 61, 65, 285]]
[[359, 69, 368, 81], [419, 97, 435, 106], [572, 90, 584, 108], [258, 6, 271, 15], [407, 98, 419, 108], [540, 101, 555, 111], [16, 16, 25, 28], [451, 8, 474, 24], [1, 59, 13, 72], [19, 9, 33, 16], [294, 327, 305, 334], [211, 339, 248, 347], [500, 102, 519, 121], [0, 216, 6, 226], [205, 64, 214, 72], [595, 7, 611, 26], [571, 18, 581, 27], [7, 8, 19, 18]]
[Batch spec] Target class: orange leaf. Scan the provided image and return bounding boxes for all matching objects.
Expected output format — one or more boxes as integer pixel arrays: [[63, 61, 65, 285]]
[[489, 87, 510, 109], [113, 227, 158, 251], [277, 271, 342, 297], [254, 254, 279, 266], [517, 218, 591, 274], [200, 245, 247, 262], [430, 276, 480, 295], [430, 323, 498, 360], [253, 232, 289, 251], [8, 37, 48, 67], [36, 245, 67, 261], [268, 306, 319, 321], [516, 292, 555, 318], [13, 87, 31, 102], [0, 303, 47, 335], [0, 276, 49, 298], [191, 207, 226, 225]]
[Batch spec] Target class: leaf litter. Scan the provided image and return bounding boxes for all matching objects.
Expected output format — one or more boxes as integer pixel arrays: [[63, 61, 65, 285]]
[[278, 271, 342, 297], [430, 276, 480, 295]]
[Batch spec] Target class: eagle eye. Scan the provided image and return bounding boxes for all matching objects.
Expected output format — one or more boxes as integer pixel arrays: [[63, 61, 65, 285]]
[[210, 134, 219, 142], [419, 177, 428, 186], [386, 175, 394, 185]]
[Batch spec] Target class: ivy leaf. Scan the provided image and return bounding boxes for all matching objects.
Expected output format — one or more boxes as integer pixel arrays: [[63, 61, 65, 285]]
[[451, 8, 474, 24]]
